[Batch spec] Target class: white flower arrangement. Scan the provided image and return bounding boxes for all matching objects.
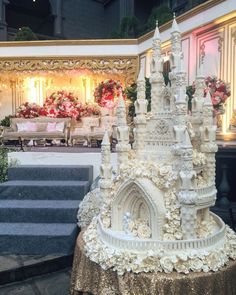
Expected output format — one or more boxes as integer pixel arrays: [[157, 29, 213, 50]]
[[113, 159, 178, 191], [192, 149, 207, 166], [83, 219, 236, 275], [77, 188, 102, 228]]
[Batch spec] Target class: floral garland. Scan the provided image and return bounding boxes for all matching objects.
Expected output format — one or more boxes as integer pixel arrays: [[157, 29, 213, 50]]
[[83, 218, 236, 275], [187, 76, 230, 115], [94, 79, 124, 109]]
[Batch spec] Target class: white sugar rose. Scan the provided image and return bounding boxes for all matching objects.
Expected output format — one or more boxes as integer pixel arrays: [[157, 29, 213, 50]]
[[175, 261, 190, 274], [102, 216, 111, 228], [160, 256, 174, 273], [159, 166, 172, 177], [137, 224, 151, 239], [189, 258, 203, 272]]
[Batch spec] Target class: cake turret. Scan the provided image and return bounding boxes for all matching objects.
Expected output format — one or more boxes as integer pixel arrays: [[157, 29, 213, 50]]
[[191, 63, 205, 116], [169, 13, 182, 72], [99, 131, 113, 200], [169, 15, 185, 112], [150, 21, 164, 114], [178, 130, 197, 239], [116, 95, 131, 170], [133, 67, 147, 158], [200, 91, 218, 184]]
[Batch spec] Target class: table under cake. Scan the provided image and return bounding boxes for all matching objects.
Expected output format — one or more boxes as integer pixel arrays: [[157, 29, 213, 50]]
[[70, 231, 236, 295]]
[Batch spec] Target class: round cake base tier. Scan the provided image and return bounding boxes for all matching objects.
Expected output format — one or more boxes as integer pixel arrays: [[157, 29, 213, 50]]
[[70, 231, 236, 295]]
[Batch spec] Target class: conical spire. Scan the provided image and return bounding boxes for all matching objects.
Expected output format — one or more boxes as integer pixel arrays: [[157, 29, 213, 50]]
[[117, 93, 126, 126], [171, 13, 180, 33], [153, 20, 161, 40], [137, 66, 146, 102], [183, 130, 192, 147], [204, 90, 213, 107], [137, 65, 145, 82], [102, 130, 110, 146]]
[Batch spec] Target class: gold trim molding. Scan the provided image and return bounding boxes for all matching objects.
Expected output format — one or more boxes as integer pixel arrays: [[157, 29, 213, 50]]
[[0, 56, 138, 85]]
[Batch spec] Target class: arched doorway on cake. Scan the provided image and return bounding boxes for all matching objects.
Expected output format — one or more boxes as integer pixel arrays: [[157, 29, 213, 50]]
[[111, 179, 166, 239]]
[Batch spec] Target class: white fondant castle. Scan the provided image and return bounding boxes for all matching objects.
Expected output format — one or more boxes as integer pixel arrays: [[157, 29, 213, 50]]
[[80, 17, 236, 274]]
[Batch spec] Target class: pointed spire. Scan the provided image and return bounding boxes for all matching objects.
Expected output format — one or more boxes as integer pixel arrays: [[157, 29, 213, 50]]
[[204, 90, 213, 107], [117, 93, 127, 126], [183, 130, 192, 147], [117, 93, 125, 109], [102, 130, 110, 146], [171, 12, 180, 33], [137, 66, 145, 82], [153, 20, 161, 40]]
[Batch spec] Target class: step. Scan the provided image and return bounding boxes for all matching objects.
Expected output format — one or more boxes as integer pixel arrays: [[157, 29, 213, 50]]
[[0, 223, 79, 255], [8, 165, 93, 183], [0, 200, 80, 223], [0, 180, 90, 200]]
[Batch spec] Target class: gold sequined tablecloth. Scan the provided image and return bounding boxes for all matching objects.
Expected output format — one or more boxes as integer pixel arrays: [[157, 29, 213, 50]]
[[70, 231, 236, 295]]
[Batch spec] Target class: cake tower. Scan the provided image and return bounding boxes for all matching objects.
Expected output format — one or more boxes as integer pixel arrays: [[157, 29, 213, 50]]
[[81, 17, 236, 275]]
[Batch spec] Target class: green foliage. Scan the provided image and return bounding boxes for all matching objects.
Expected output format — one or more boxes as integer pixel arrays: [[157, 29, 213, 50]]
[[0, 115, 12, 127], [0, 147, 9, 182], [110, 16, 140, 39], [0, 147, 18, 183], [163, 72, 171, 86], [126, 73, 195, 118], [14, 27, 38, 41], [147, 5, 173, 30], [186, 85, 195, 111]]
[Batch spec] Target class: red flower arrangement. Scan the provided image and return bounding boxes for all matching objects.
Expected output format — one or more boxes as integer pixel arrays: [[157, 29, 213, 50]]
[[204, 76, 230, 114], [187, 76, 230, 115], [78, 102, 101, 117], [15, 92, 102, 120], [94, 79, 125, 109], [43, 91, 80, 119], [16, 102, 42, 118]]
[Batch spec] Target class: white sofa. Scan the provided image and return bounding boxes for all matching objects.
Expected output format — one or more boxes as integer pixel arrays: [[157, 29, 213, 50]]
[[2, 117, 71, 147], [70, 115, 117, 146]]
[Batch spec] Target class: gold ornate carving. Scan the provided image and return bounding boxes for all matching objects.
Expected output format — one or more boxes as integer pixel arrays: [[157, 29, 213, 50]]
[[0, 56, 138, 85], [199, 43, 205, 64], [218, 36, 224, 52], [232, 28, 236, 45], [230, 110, 236, 128]]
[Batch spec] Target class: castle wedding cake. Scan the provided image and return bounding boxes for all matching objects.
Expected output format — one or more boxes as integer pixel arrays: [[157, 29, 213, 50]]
[[78, 17, 236, 275]]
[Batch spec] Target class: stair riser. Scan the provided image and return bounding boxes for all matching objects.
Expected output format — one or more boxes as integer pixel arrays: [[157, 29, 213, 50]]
[[8, 166, 93, 182], [0, 228, 79, 255], [0, 185, 89, 200], [0, 165, 90, 256], [0, 207, 78, 223]]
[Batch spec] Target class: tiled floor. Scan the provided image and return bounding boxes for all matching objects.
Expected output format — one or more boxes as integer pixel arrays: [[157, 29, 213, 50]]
[[0, 268, 71, 295], [0, 254, 61, 273]]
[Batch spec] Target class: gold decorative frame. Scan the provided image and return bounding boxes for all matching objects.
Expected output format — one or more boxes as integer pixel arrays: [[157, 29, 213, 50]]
[[0, 56, 138, 85]]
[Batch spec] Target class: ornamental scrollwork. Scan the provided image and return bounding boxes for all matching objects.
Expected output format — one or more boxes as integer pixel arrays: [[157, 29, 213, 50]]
[[0, 56, 138, 85]]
